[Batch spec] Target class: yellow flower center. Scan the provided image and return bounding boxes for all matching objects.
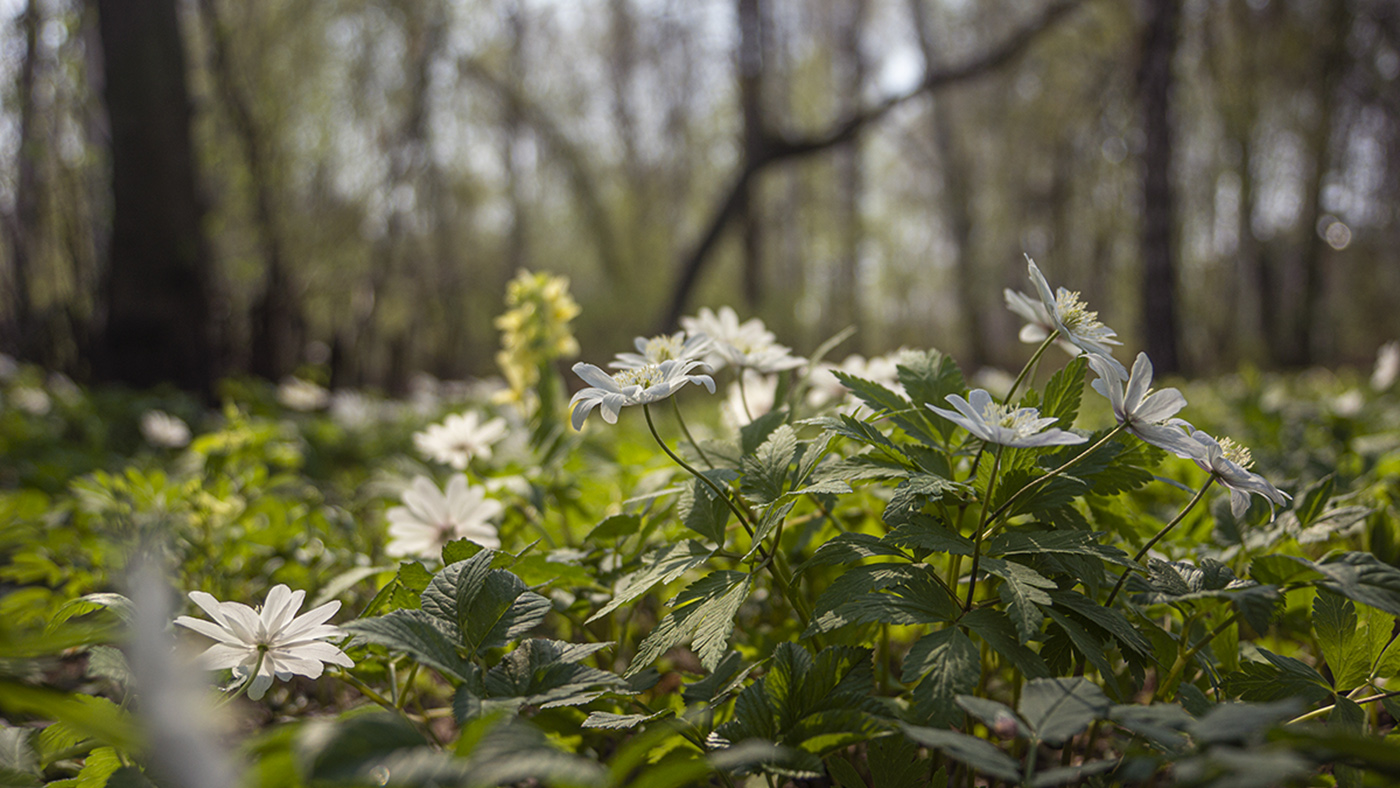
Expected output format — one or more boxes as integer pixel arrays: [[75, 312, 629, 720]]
[[1054, 289, 1101, 332], [1219, 438, 1254, 469], [616, 366, 665, 388], [643, 335, 685, 362]]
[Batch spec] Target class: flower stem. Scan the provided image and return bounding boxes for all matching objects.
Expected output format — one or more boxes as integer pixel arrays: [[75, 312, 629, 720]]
[[1154, 611, 1237, 702], [1105, 477, 1216, 607], [670, 396, 714, 468], [982, 423, 1128, 537], [1287, 689, 1400, 725], [644, 405, 755, 537], [214, 651, 264, 707], [965, 446, 1005, 611], [1003, 331, 1061, 406]]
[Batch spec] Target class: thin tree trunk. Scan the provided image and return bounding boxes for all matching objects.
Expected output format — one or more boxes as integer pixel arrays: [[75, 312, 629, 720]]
[[831, 0, 868, 341], [737, 0, 766, 309], [197, 0, 300, 380], [93, 0, 215, 396], [1137, 0, 1182, 374], [5, 0, 41, 358]]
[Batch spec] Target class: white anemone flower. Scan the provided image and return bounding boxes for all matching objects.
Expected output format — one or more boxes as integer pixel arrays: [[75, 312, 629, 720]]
[[569, 359, 715, 429], [1087, 352, 1203, 460], [1180, 428, 1291, 520], [1372, 340, 1399, 391], [928, 389, 1088, 448], [141, 409, 191, 448], [174, 585, 353, 700], [386, 475, 503, 558], [680, 306, 805, 373], [610, 331, 711, 370], [1025, 257, 1128, 380], [277, 378, 329, 411], [414, 411, 509, 470], [1004, 289, 1080, 356]]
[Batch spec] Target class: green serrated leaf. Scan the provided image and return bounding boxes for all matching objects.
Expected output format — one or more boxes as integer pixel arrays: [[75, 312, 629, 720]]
[[896, 350, 965, 442], [741, 424, 797, 505], [960, 608, 1051, 679], [1187, 699, 1301, 745], [1295, 475, 1336, 529], [797, 533, 908, 574], [884, 513, 974, 557], [987, 529, 1136, 568], [898, 725, 1020, 783], [740, 410, 788, 455], [1019, 677, 1110, 747], [588, 540, 714, 623], [1314, 590, 1368, 691], [1249, 554, 1323, 586], [342, 610, 474, 682], [628, 571, 748, 676], [1315, 552, 1400, 618], [1043, 609, 1113, 680], [981, 558, 1055, 642], [1047, 589, 1153, 658], [587, 514, 643, 542], [1109, 703, 1192, 751], [956, 695, 1029, 738], [1038, 356, 1087, 424]]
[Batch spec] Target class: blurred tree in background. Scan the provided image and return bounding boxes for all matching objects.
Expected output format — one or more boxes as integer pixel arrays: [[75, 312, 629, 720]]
[[0, 0, 1396, 392]]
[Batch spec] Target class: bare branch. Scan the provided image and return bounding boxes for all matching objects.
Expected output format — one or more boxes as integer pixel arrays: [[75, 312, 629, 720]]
[[659, 0, 1084, 330]]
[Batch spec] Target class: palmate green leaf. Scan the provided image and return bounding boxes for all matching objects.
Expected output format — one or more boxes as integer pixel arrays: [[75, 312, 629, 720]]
[[806, 572, 959, 636], [1109, 703, 1192, 752], [581, 710, 671, 730], [885, 474, 970, 520], [421, 551, 494, 630], [884, 511, 973, 557], [296, 712, 429, 785], [811, 415, 906, 464], [717, 644, 883, 775], [740, 410, 787, 456], [1046, 589, 1153, 659], [898, 725, 1020, 783], [482, 639, 623, 709], [808, 454, 910, 483], [1313, 590, 1372, 691], [628, 571, 749, 675], [740, 424, 797, 506], [833, 371, 916, 426], [342, 610, 474, 682], [987, 529, 1136, 569], [957, 695, 1029, 738], [1294, 474, 1336, 529], [797, 533, 908, 574], [1313, 552, 1400, 617], [1227, 648, 1331, 704], [980, 557, 1055, 642], [588, 540, 714, 623], [806, 564, 922, 636], [864, 733, 932, 788], [896, 349, 965, 442], [960, 608, 1051, 679], [587, 513, 643, 543], [1187, 699, 1301, 745], [1248, 554, 1324, 586], [745, 500, 796, 561], [903, 629, 979, 728], [0, 685, 138, 753], [1019, 677, 1111, 747], [682, 651, 759, 705], [461, 573, 551, 658], [1043, 609, 1113, 681]]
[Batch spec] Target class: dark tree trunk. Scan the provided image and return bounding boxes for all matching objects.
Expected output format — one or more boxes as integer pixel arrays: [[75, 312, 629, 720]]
[[831, 0, 868, 341], [1137, 0, 1181, 374], [4, 0, 41, 359], [93, 0, 215, 396], [197, 0, 300, 381], [737, 0, 766, 309]]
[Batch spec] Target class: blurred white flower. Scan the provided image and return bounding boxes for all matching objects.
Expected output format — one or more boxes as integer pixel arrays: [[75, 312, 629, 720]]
[[928, 388, 1087, 448], [680, 306, 805, 373], [141, 409, 191, 448], [1025, 257, 1127, 379], [610, 331, 711, 370], [569, 359, 715, 429], [806, 353, 903, 411], [173, 585, 353, 700], [1372, 341, 1399, 391], [277, 378, 329, 411], [1004, 289, 1080, 356], [1088, 352, 1201, 459], [414, 411, 508, 470], [0, 353, 17, 381], [47, 372, 82, 405], [329, 390, 377, 430], [724, 369, 779, 429], [11, 386, 50, 415], [1331, 389, 1364, 417], [1180, 428, 1291, 520], [386, 474, 503, 558]]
